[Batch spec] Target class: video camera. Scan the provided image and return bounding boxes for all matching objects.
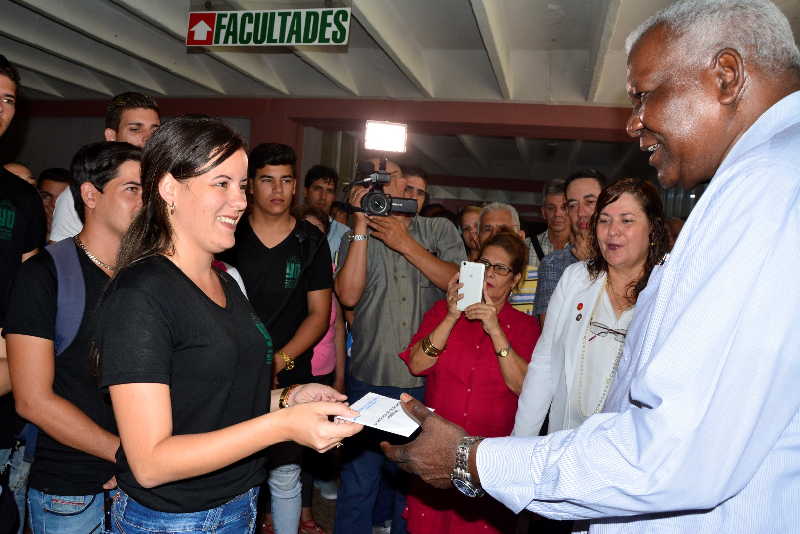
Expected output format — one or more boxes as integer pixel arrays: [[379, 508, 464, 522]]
[[349, 159, 417, 216]]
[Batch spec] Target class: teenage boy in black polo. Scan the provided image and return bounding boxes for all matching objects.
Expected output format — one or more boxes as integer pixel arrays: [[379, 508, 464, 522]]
[[0, 54, 47, 534], [5, 142, 142, 534], [218, 143, 332, 534]]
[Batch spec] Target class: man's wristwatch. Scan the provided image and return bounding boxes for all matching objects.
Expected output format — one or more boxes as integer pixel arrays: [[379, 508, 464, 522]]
[[348, 233, 368, 242], [451, 436, 485, 498], [496, 346, 510, 358]]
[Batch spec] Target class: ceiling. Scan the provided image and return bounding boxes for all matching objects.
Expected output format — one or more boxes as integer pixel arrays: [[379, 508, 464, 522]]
[[2, 0, 799, 218]]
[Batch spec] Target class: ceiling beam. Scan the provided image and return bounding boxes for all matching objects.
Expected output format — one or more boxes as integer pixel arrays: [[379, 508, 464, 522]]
[[115, 0, 290, 95], [15, 0, 228, 94], [0, 1, 167, 95], [1, 38, 113, 96], [228, 0, 357, 94], [587, 0, 621, 102], [13, 67, 63, 98], [292, 48, 360, 96], [351, 0, 433, 97], [470, 0, 512, 99], [457, 134, 489, 170]]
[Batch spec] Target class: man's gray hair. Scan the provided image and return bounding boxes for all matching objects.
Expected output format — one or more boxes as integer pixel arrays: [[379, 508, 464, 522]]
[[480, 202, 520, 228], [542, 178, 566, 198], [625, 0, 800, 73]]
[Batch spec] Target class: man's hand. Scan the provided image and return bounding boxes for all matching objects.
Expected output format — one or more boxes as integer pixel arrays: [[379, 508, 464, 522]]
[[348, 186, 369, 226], [367, 215, 414, 254], [381, 393, 466, 489]]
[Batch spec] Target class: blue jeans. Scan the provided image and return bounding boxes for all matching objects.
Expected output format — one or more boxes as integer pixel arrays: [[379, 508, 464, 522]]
[[268, 463, 301, 534], [334, 376, 425, 534], [28, 487, 105, 534], [0, 446, 31, 534], [110, 487, 258, 534]]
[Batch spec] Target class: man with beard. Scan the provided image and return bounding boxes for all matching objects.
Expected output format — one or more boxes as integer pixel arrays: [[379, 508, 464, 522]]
[[382, 1, 800, 532]]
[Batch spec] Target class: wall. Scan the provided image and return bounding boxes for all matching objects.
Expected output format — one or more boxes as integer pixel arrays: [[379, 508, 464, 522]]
[[3, 115, 250, 175]]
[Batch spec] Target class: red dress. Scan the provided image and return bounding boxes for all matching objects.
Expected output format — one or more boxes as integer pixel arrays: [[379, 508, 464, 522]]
[[398, 299, 540, 534]]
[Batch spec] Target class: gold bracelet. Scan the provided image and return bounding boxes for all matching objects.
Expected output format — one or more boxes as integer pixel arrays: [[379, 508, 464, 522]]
[[279, 384, 299, 409], [277, 350, 295, 371], [421, 335, 444, 357]]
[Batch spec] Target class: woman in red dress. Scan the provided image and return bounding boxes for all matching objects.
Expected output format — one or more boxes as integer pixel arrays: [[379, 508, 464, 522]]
[[399, 230, 541, 534]]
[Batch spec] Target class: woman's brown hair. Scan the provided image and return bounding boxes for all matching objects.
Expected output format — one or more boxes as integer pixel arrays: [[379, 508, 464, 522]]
[[586, 177, 669, 301], [477, 230, 528, 289]]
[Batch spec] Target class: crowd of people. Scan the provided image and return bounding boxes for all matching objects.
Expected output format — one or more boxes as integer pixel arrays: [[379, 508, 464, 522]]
[[1, 1, 799, 534]]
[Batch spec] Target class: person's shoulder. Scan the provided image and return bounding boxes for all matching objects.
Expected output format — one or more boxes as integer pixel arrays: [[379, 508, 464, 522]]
[[329, 218, 350, 234], [1, 169, 40, 202], [296, 218, 326, 240], [540, 247, 568, 267], [113, 255, 175, 292], [561, 260, 590, 281], [17, 247, 56, 281]]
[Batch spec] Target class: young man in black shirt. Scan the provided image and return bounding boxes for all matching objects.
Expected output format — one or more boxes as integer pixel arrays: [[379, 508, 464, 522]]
[[218, 143, 332, 534], [5, 141, 142, 533], [0, 55, 47, 533]]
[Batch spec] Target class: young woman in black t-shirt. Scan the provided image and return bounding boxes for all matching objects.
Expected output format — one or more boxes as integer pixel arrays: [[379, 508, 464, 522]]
[[95, 115, 362, 533]]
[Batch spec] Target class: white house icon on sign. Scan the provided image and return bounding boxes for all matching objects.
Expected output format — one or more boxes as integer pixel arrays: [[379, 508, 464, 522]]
[[191, 20, 212, 41]]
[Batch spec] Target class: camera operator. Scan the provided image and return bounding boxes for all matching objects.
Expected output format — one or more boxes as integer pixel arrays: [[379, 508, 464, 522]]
[[334, 159, 464, 534]]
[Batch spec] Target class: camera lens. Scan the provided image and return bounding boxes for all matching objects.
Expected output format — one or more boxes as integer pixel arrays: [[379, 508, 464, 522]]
[[368, 194, 388, 215]]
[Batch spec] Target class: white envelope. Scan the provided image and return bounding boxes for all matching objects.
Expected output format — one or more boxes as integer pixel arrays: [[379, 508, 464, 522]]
[[337, 392, 430, 437]]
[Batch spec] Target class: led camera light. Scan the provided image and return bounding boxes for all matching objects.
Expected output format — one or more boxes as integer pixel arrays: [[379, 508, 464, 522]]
[[364, 120, 407, 153]]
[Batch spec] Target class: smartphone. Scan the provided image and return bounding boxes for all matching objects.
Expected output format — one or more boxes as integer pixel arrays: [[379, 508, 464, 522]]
[[457, 261, 485, 311]]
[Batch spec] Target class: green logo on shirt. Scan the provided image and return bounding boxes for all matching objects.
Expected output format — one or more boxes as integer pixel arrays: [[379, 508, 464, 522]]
[[0, 200, 16, 241], [284, 256, 300, 289], [253, 315, 274, 365]]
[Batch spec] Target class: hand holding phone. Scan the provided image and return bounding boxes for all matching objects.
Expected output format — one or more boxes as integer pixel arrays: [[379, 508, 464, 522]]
[[457, 261, 485, 311]]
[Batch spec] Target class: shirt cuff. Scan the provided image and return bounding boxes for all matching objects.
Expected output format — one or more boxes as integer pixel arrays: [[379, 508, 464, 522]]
[[476, 436, 541, 513]]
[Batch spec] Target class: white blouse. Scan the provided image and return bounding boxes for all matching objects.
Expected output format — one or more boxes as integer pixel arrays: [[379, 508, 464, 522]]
[[566, 287, 633, 430]]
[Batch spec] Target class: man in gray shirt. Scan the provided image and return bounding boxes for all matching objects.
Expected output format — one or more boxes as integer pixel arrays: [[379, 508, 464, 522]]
[[334, 158, 464, 534]]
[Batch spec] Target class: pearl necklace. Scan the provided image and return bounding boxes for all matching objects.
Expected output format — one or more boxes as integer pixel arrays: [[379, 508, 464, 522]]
[[73, 236, 115, 271], [576, 280, 626, 417]]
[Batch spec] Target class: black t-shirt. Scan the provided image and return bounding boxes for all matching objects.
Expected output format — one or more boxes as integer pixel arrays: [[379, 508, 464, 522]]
[[3, 246, 116, 494], [218, 218, 332, 387], [0, 168, 47, 448], [97, 255, 272, 513]]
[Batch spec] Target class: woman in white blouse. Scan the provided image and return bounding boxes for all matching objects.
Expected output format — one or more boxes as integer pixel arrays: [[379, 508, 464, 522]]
[[513, 178, 670, 435]]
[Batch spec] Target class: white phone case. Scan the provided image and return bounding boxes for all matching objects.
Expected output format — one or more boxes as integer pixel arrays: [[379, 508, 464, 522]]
[[457, 261, 485, 311]]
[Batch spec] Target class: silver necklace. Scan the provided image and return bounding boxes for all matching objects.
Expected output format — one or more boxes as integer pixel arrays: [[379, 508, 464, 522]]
[[73, 236, 115, 271], [576, 280, 626, 417]]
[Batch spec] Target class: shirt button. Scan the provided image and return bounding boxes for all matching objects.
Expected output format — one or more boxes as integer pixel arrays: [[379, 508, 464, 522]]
[[475, 344, 480, 349], [401, 322, 406, 327], [467, 388, 471, 392], [401, 297, 406, 302], [464, 412, 468, 417]]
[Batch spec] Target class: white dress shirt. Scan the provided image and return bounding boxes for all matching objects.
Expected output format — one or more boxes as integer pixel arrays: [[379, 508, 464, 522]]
[[50, 188, 82, 241], [478, 91, 800, 532]]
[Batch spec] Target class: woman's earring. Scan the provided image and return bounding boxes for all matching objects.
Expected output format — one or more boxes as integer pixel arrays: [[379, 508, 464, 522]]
[[169, 201, 175, 215]]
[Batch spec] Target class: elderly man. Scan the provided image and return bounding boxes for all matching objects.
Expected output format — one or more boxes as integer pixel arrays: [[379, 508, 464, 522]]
[[478, 202, 538, 315], [383, 1, 800, 532]]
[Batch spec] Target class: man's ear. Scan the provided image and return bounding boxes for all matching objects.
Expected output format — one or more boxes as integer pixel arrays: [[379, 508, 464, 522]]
[[80, 182, 99, 210], [158, 173, 178, 209], [714, 48, 745, 106], [104, 128, 117, 142], [517, 228, 526, 240]]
